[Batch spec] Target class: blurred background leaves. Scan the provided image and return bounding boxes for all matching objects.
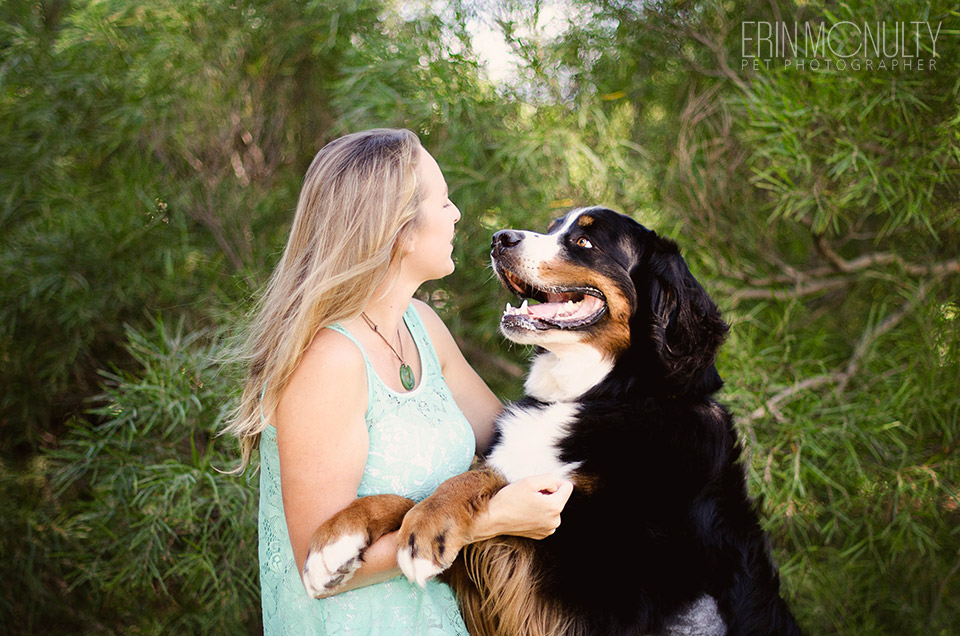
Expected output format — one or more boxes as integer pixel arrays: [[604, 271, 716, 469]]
[[1, 0, 958, 633]]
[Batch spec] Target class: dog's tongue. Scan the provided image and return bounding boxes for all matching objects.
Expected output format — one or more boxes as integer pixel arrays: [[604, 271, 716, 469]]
[[527, 294, 603, 321], [527, 301, 562, 320]]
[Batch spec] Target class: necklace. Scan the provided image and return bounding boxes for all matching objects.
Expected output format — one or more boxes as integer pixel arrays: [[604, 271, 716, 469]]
[[360, 312, 416, 390]]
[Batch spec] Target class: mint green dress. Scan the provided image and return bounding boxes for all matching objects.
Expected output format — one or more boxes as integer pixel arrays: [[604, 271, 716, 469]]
[[258, 304, 475, 635]]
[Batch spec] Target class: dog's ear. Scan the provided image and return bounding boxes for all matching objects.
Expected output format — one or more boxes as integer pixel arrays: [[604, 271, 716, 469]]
[[639, 236, 729, 390]]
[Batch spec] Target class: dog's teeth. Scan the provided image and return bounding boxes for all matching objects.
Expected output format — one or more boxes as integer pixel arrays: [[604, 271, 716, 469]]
[[520, 299, 529, 313], [505, 302, 513, 314]]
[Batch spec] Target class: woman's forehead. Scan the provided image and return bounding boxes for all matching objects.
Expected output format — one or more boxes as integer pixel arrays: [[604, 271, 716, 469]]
[[417, 147, 447, 193]]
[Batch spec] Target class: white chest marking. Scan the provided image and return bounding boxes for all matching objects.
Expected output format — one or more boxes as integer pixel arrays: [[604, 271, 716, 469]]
[[525, 347, 614, 403], [487, 402, 581, 483]]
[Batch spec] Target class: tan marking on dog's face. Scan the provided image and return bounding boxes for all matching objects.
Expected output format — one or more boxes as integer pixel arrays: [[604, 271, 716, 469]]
[[493, 207, 646, 357], [532, 259, 635, 355]]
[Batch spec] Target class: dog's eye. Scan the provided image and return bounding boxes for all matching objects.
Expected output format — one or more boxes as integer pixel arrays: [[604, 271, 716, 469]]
[[575, 236, 593, 249]]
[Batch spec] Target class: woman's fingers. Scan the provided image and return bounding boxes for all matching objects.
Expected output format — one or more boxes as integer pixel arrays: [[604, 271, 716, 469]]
[[548, 478, 574, 504], [478, 473, 576, 541], [519, 473, 574, 507], [518, 472, 573, 494]]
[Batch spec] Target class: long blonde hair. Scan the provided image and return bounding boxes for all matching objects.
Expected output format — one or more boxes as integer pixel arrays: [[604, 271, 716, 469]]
[[222, 128, 423, 472]]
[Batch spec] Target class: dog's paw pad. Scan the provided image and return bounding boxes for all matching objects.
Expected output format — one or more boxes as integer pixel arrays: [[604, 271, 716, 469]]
[[302, 532, 366, 597]]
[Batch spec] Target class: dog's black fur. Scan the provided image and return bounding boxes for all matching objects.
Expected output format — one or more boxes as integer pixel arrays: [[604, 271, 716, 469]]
[[475, 208, 803, 635], [304, 207, 803, 635]]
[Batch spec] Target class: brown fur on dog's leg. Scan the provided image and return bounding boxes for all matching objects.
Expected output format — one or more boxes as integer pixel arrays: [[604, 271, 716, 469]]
[[302, 494, 414, 597], [397, 468, 508, 587]]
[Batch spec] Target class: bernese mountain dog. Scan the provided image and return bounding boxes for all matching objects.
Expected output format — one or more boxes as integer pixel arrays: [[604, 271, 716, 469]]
[[302, 207, 803, 636]]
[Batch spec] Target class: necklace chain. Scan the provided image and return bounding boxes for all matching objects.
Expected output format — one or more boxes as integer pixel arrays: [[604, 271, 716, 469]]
[[360, 312, 405, 363], [360, 312, 416, 390]]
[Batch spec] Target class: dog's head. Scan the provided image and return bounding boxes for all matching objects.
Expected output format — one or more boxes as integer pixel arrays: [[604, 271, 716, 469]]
[[491, 207, 728, 395]]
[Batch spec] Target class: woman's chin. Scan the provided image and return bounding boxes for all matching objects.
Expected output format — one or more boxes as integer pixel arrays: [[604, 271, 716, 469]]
[[414, 260, 456, 284]]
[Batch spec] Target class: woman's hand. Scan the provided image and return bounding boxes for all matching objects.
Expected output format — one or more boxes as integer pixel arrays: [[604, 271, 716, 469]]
[[470, 473, 574, 543]]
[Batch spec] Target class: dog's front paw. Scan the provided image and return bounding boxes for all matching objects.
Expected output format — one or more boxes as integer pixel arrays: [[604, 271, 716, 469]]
[[302, 532, 367, 598], [396, 504, 466, 587]]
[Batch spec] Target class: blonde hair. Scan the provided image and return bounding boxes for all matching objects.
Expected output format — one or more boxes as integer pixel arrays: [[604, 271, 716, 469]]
[[222, 128, 423, 471]]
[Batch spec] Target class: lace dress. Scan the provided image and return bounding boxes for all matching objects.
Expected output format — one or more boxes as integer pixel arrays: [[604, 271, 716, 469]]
[[258, 304, 475, 635]]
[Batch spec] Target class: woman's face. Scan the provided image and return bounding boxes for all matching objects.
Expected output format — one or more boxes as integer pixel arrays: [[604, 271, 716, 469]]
[[402, 147, 461, 281]]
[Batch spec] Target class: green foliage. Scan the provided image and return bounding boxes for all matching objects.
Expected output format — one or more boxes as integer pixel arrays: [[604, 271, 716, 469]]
[[0, 0, 377, 447], [722, 294, 960, 632], [2, 0, 959, 633], [7, 318, 259, 634]]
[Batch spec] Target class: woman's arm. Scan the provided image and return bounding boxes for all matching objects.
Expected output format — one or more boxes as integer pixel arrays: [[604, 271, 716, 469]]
[[276, 329, 402, 594], [412, 299, 503, 453], [284, 305, 570, 599]]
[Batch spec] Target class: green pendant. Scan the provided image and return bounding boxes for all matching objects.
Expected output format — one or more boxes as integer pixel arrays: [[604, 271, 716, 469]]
[[399, 363, 415, 390]]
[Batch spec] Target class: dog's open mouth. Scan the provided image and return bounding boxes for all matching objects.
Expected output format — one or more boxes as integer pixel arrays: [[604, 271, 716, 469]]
[[499, 267, 607, 330]]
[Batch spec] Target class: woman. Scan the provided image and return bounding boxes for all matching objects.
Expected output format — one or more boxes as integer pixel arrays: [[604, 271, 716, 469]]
[[224, 128, 573, 635]]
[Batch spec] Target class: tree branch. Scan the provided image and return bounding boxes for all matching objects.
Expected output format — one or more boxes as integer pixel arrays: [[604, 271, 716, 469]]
[[837, 282, 929, 391], [745, 282, 932, 423], [716, 277, 851, 303], [718, 253, 959, 305]]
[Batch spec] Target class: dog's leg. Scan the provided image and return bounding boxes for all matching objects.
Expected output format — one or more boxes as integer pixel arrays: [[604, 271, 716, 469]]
[[397, 467, 508, 587], [302, 494, 414, 597]]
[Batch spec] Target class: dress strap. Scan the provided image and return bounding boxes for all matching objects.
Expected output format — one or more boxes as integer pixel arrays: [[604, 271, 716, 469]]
[[260, 382, 269, 424], [402, 303, 443, 385], [324, 321, 365, 350], [324, 322, 375, 415]]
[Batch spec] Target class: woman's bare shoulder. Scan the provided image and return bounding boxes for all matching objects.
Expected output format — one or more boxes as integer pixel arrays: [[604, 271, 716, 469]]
[[303, 326, 365, 369], [278, 327, 367, 434]]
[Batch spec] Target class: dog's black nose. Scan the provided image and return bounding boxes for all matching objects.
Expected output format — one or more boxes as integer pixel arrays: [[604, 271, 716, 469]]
[[492, 230, 523, 255]]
